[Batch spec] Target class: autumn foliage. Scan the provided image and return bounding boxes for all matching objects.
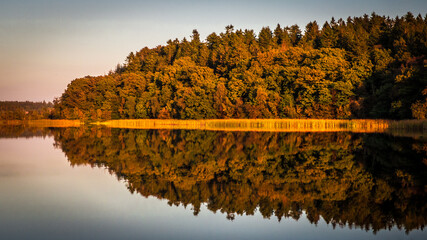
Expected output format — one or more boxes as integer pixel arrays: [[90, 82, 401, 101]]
[[53, 13, 427, 120]]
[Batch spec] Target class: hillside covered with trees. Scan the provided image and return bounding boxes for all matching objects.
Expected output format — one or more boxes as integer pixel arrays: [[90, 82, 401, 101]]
[[53, 12, 427, 120]]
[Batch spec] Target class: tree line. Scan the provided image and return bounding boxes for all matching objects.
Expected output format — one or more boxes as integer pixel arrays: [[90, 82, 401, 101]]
[[53, 12, 427, 120], [0, 101, 53, 120]]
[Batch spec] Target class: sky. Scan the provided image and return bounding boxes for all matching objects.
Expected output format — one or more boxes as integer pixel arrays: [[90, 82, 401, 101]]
[[0, 0, 426, 102]]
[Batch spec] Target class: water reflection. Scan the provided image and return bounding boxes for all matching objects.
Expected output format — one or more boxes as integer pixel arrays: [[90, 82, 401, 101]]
[[1, 126, 426, 234], [0, 125, 53, 139]]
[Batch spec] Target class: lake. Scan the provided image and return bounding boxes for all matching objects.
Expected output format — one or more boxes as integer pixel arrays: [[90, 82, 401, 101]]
[[0, 125, 426, 240]]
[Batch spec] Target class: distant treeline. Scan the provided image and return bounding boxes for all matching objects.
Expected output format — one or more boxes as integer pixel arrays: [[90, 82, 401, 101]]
[[53, 12, 427, 120], [0, 101, 53, 120]]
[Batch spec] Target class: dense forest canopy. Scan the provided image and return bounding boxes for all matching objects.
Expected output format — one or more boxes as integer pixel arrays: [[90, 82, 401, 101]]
[[0, 101, 53, 120], [53, 12, 427, 120]]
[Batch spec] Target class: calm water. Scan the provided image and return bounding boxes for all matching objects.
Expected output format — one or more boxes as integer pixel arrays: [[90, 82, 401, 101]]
[[0, 126, 426, 240]]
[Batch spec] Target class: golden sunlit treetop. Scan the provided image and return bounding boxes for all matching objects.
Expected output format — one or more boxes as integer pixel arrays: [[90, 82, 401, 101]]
[[28, 13, 427, 120]]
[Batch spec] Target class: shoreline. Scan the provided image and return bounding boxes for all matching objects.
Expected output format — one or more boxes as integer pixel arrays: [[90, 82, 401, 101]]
[[0, 119, 82, 127], [100, 119, 426, 137], [1, 118, 425, 135]]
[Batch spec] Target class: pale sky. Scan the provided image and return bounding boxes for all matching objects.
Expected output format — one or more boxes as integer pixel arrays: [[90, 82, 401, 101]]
[[0, 0, 426, 102]]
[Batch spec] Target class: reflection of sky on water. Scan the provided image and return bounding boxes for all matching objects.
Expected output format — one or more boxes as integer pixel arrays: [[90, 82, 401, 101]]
[[0, 137, 425, 240]]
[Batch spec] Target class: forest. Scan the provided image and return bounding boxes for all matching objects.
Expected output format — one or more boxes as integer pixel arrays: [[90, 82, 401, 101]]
[[52, 12, 427, 120], [0, 101, 53, 120]]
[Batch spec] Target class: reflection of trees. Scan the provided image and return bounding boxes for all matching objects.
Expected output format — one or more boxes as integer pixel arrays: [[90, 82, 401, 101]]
[[0, 125, 53, 139], [50, 128, 426, 233]]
